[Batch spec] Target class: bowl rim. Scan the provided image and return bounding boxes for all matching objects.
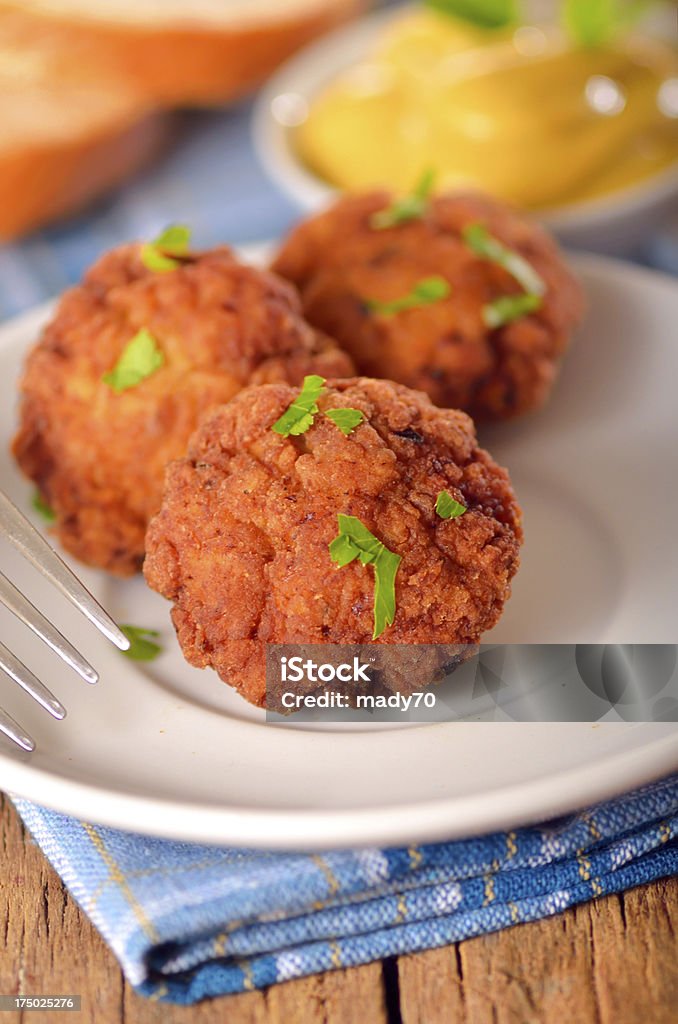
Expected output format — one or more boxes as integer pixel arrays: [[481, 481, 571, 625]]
[[252, 2, 678, 228]]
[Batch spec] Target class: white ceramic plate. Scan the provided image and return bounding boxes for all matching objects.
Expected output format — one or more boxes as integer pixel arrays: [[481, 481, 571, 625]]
[[0, 251, 677, 849], [252, 4, 678, 255]]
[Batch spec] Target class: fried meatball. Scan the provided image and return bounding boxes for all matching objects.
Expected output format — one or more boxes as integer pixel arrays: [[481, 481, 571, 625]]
[[12, 244, 354, 575], [144, 377, 522, 707], [272, 191, 584, 420]]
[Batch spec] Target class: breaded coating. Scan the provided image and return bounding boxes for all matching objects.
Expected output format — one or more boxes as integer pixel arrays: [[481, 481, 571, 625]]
[[12, 244, 354, 575], [272, 191, 585, 420], [144, 377, 522, 707]]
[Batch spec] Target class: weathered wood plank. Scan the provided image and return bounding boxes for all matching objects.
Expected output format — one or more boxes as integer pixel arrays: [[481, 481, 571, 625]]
[[121, 961, 388, 1024], [121, 962, 388, 1024], [0, 794, 124, 1024], [588, 880, 678, 1024], [266, 964, 388, 1024], [123, 979, 270, 1024], [397, 877, 678, 1024]]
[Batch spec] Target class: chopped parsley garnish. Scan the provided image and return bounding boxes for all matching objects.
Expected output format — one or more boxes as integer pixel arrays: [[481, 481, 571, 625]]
[[103, 328, 164, 393], [484, 292, 542, 328], [367, 276, 450, 317], [272, 380, 366, 438], [119, 625, 162, 662], [463, 222, 545, 327], [463, 223, 545, 296], [562, 0, 624, 48], [370, 168, 436, 230], [436, 490, 467, 519], [272, 374, 326, 437], [325, 408, 364, 436], [329, 514, 401, 640], [32, 490, 56, 523], [424, 0, 518, 29], [140, 224, 192, 272]]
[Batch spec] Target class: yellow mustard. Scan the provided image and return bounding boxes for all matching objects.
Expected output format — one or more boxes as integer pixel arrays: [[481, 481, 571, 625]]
[[296, 9, 678, 209]]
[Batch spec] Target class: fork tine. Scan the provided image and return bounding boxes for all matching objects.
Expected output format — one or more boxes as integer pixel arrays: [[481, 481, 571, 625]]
[[0, 641, 66, 719], [0, 706, 34, 752], [0, 572, 98, 684], [0, 491, 129, 651]]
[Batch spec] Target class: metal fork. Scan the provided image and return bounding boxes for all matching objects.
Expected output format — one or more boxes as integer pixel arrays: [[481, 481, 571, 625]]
[[0, 490, 129, 752]]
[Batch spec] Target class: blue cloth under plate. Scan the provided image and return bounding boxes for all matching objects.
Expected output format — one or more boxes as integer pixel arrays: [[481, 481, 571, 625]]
[[2, 94, 678, 1004], [12, 776, 678, 1004]]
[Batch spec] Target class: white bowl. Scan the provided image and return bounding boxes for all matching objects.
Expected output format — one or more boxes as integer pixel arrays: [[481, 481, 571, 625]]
[[253, 5, 678, 255]]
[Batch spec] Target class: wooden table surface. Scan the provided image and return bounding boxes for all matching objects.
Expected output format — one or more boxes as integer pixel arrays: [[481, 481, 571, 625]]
[[1, 794, 677, 1024]]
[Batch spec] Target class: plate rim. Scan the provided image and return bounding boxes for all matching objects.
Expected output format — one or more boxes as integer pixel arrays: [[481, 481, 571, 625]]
[[3, 726, 677, 848]]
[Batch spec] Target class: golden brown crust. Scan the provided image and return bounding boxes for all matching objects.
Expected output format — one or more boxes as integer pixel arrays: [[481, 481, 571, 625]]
[[143, 377, 523, 706], [272, 191, 585, 420], [12, 244, 354, 575], [0, 113, 170, 243], [0, 2, 367, 238], [3, 1, 367, 106], [0, 9, 169, 241]]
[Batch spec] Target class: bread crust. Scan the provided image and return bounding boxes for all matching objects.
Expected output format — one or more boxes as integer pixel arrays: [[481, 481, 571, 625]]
[[0, 9, 169, 240], [2, 0, 367, 105], [0, 1, 366, 237]]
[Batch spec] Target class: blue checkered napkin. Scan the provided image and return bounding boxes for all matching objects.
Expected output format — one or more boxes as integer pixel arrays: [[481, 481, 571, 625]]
[[12, 774, 678, 1005]]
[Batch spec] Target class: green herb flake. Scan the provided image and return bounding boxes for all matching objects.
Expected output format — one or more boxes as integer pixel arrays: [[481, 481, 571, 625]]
[[463, 223, 545, 296], [463, 222, 545, 326], [329, 514, 401, 639], [272, 374, 326, 437], [483, 292, 542, 328], [153, 224, 191, 254], [435, 490, 467, 520], [367, 275, 450, 317], [562, 0, 617, 48], [325, 408, 365, 436], [32, 490, 56, 523], [140, 224, 192, 272], [140, 246, 180, 272], [424, 0, 519, 29], [370, 167, 436, 230], [119, 625, 162, 662], [103, 328, 165, 393]]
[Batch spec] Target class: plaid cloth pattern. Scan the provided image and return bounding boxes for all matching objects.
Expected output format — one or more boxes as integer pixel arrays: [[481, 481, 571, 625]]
[[12, 775, 678, 1004], [2, 90, 678, 1005]]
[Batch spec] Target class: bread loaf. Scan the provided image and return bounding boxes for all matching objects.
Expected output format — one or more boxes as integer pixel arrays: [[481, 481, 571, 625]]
[[0, 0, 366, 239], [2, 0, 368, 105], [0, 10, 169, 240]]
